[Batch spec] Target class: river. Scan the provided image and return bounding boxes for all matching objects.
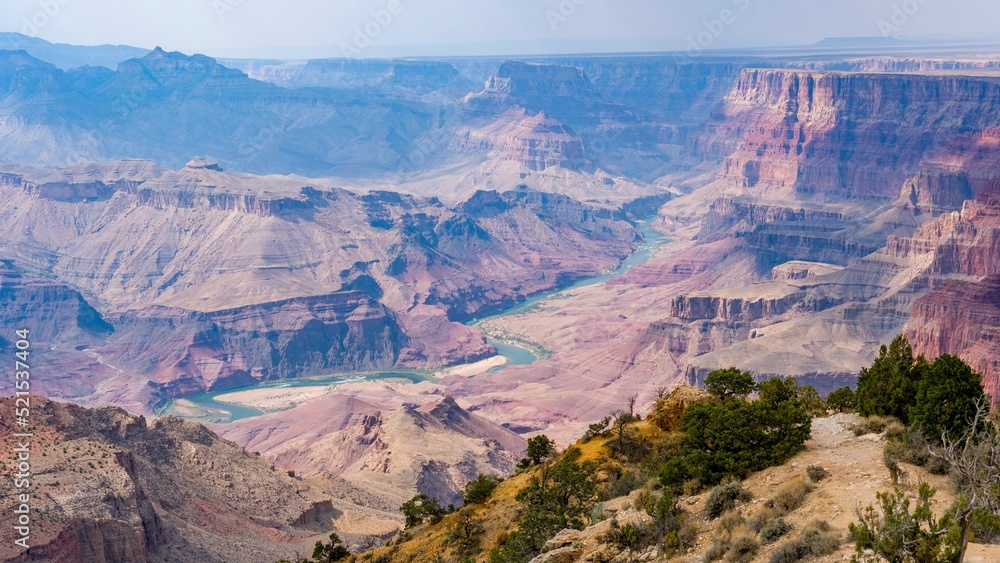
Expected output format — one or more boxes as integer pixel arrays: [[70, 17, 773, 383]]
[[163, 218, 667, 423]]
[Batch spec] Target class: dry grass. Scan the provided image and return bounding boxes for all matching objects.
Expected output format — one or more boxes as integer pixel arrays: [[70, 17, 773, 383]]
[[764, 479, 813, 514], [361, 471, 533, 562], [849, 415, 896, 436]]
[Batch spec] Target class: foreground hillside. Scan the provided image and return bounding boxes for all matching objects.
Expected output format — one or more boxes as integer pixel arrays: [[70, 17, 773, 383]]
[[361, 405, 999, 563], [0, 397, 399, 563]]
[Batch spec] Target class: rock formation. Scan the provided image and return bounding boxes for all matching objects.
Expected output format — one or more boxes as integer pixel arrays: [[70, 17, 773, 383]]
[[0, 397, 396, 563], [221, 396, 526, 508], [0, 162, 638, 413]]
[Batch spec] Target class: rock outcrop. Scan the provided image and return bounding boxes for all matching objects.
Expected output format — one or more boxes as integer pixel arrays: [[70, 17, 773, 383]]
[[0, 162, 638, 413], [0, 398, 390, 563], [226, 396, 526, 508], [904, 184, 1000, 399]]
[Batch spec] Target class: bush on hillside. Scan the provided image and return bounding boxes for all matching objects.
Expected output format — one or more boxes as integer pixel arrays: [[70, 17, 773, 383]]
[[769, 520, 839, 563], [759, 518, 792, 545], [849, 483, 962, 563], [854, 335, 926, 423], [462, 474, 503, 505], [806, 465, 830, 483], [706, 481, 753, 520], [911, 354, 986, 443], [659, 376, 812, 488]]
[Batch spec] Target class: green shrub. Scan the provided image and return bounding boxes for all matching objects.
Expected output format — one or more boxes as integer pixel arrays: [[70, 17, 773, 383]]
[[825, 386, 856, 413], [706, 481, 753, 520], [517, 435, 556, 470], [759, 518, 792, 544], [796, 385, 827, 417], [911, 354, 986, 443], [582, 417, 612, 443], [849, 483, 960, 563], [664, 380, 812, 487], [462, 474, 502, 505], [705, 367, 756, 402], [490, 447, 599, 562], [400, 494, 445, 528], [855, 335, 926, 424]]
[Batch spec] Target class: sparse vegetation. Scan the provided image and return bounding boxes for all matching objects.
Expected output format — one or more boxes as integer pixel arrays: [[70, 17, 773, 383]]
[[277, 533, 350, 563], [582, 416, 612, 443], [849, 483, 961, 563], [462, 474, 503, 506], [925, 398, 1000, 559], [400, 494, 446, 528], [765, 479, 813, 514], [489, 446, 598, 562], [448, 507, 486, 558], [806, 465, 830, 483], [770, 520, 839, 563], [725, 532, 759, 563], [705, 481, 753, 520], [850, 415, 895, 437]]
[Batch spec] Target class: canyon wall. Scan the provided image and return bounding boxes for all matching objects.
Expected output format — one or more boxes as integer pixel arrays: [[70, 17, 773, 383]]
[[905, 184, 1000, 399], [0, 162, 638, 412]]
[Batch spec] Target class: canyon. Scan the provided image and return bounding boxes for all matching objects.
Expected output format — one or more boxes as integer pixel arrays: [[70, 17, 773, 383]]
[[2, 33, 1000, 561]]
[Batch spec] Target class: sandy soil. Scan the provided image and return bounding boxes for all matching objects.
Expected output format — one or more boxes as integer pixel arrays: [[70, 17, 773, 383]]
[[214, 385, 336, 411], [433, 355, 507, 377]]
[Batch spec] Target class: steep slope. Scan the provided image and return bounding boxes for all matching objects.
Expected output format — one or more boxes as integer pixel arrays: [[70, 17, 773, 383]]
[[0, 161, 639, 413], [705, 69, 1000, 201], [440, 67, 1000, 443], [0, 48, 433, 176], [904, 183, 1000, 400], [0, 397, 398, 563], [221, 396, 526, 508]]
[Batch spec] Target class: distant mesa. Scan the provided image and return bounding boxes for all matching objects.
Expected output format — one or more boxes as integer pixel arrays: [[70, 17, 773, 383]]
[[184, 157, 223, 171]]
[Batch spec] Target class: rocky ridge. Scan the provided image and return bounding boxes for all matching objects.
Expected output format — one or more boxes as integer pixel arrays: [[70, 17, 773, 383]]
[[0, 397, 400, 563]]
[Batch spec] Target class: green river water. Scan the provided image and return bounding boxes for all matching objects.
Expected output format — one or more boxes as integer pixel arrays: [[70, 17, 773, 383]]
[[164, 218, 667, 423]]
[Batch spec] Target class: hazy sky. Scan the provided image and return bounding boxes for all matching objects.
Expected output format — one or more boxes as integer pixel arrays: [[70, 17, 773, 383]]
[[3, 0, 1000, 58]]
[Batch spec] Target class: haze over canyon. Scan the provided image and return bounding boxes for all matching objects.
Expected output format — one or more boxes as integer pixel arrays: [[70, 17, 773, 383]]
[[1, 30, 1000, 562]]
